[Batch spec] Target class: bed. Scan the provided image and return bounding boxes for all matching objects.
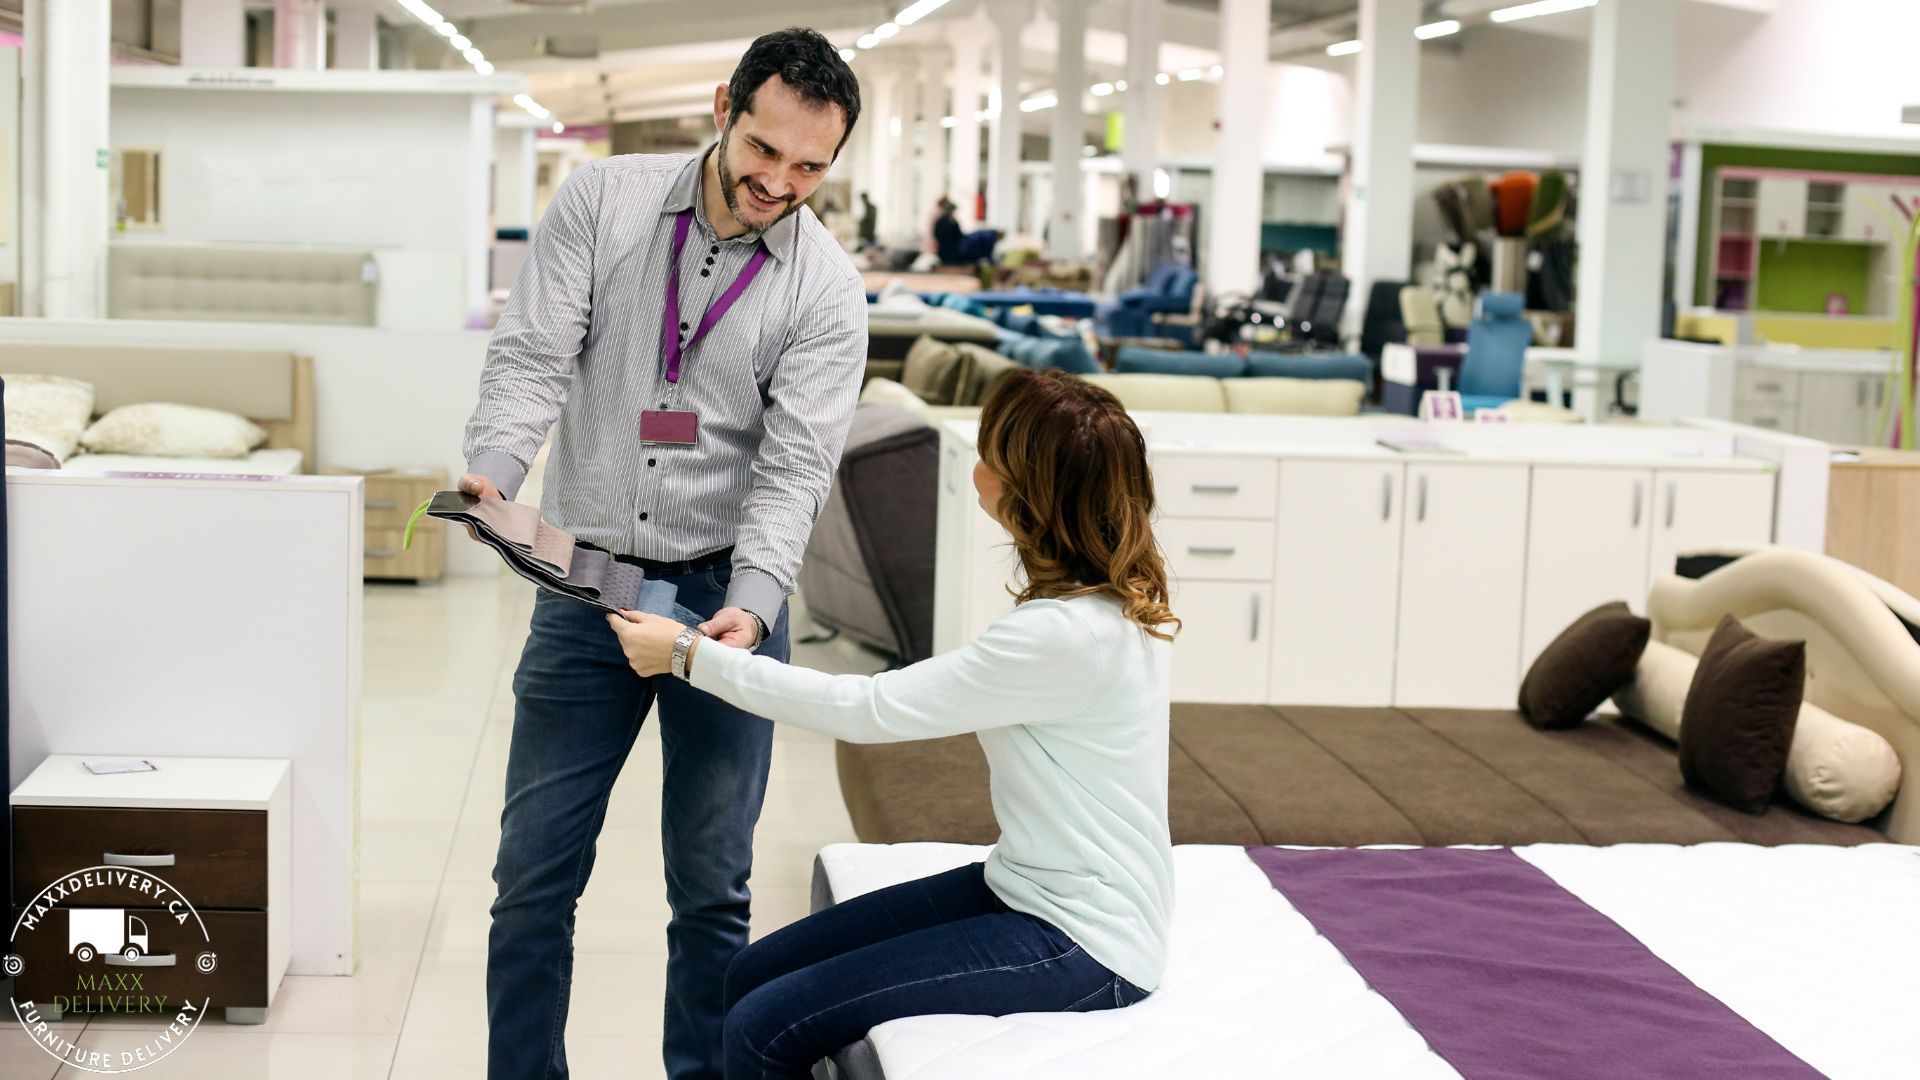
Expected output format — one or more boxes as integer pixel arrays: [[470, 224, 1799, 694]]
[[806, 550, 1920, 1078], [0, 341, 315, 475]]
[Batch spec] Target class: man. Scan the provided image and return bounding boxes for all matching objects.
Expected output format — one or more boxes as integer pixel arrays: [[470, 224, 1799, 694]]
[[459, 28, 866, 1080], [930, 196, 966, 265]]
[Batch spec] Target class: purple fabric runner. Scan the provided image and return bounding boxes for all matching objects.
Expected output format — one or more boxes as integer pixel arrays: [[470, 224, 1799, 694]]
[[1244, 847, 1823, 1080]]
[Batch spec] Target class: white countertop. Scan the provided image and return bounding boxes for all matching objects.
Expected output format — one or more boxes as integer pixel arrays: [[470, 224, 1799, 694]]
[[12, 756, 291, 810]]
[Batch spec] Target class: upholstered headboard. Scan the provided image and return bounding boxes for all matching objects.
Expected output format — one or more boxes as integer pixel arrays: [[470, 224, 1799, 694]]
[[108, 243, 378, 326], [1648, 547, 1920, 843], [0, 342, 316, 468]]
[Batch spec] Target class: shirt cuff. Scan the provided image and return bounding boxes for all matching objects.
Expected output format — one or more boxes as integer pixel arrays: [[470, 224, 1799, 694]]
[[688, 634, 751, 695], [724, 568, 786, 641], [465, 450, 528, 502]]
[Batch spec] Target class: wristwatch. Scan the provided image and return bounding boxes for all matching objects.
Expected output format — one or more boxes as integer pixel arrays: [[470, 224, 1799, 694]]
[[746, 611, 769, 654], [670, 626, 702, 680]]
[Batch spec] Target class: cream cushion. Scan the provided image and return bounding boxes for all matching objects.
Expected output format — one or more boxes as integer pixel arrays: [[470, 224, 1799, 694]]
[[80, 402, 268, 459], [1222, 377, 1366, 417], [2, 373, 95, 461], [858, 377, 934, 420], [1082, 373, 1227, 413], [1614, 638, 1902, 823]]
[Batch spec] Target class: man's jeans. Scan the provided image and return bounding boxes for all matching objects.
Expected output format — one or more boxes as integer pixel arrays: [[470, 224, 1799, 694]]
[[487, 565, 790, 1080]]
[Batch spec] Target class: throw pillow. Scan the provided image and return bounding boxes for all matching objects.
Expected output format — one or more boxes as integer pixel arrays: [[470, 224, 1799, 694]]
[[1, 373, 95, 462], [954, 345, 1020, 407], [858, 377, 933, 420], [1517, 601, 1651, 729], [1678, 615, 1806, 814], [80, 402, 269, 459], [900, 336, 969, 405]]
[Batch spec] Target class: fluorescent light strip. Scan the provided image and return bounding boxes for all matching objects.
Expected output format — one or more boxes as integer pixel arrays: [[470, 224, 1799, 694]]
[[1489, 0, 1597, 23], [874, 21, 899, 39], [894, 0, 952, 27], [449, 34, 471, 50], [840, 47, 856, 61], [857, 33, 879, 49], [434, 22, 457, 37], [1090, 82, 1113, 96], [1020, 92, 1058, 112], [1325, 38, 1362, 56], [1415, 19, 1461, 39]]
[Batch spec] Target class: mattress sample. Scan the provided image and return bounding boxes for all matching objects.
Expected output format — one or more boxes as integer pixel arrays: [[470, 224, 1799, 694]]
[[815, 841, 1920, 1079], [59, 447, 306, 476]]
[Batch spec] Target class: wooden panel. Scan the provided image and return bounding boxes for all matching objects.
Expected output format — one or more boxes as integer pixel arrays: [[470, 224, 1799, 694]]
[[1827, 451, 1920, 598], [13, 807, 268, 910], [364, 527, 443, 581], [10, 908, 267, 1011]]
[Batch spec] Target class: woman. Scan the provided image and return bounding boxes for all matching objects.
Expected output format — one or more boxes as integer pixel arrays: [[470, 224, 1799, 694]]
[[607, 368, 1178, 1079]]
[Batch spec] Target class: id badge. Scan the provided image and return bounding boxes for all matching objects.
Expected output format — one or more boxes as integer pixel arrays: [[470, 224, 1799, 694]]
[[640, 410, 699, 445]]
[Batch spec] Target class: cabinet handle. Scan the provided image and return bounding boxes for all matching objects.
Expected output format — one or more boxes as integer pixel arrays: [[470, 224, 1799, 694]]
[[1665, 481, 1677, 529], [1249, 593, 1261, 642], [366, 499, 399, 511], [366, 549, 399, 559], [1631, 480, 1644, 528], [104, 954, 177, 968], [103, 852, 175, 868], [1381, 473, 1393, 521], [1190, 483, 1240, 495], [1754, 381, 1782, 393], [1857, 380, 1868, 407], [1416, 474, 1429, 523], [1874, 381, 1885, 408], [1186, 546, 1236, 557]]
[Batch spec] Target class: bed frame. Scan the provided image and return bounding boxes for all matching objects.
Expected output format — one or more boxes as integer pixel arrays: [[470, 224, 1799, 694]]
[[0, 341, 316, 470]]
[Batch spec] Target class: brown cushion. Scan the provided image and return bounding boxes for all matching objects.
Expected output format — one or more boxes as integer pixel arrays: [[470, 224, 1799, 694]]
[[1679, 615, 1806, 814], [899, 335, 970, 406], [1517, 601, 1651, 730], [954, 345, 1020, 407]]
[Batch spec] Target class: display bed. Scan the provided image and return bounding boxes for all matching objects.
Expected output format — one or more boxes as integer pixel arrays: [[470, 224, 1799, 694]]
[[812, 841, 1920, 1079], [58, 447, 306, 476]]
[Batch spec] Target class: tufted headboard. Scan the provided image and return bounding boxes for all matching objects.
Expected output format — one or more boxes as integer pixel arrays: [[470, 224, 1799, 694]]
[[108, 243, 378, 326]]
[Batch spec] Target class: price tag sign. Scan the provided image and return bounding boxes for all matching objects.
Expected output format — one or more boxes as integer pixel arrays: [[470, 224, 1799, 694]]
[[1420, 390, 1465, 422]]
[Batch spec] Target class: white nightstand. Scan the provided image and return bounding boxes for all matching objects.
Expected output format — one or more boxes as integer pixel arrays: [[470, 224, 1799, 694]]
[[8, 756, 291, 1025]]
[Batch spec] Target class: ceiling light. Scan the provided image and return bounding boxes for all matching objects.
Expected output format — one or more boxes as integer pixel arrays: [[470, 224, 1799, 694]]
[[1326, 39, 1362, 56], [475, 60, 493, 74], [462, 47, 483, 64], [1208, 64, 1223, 77], [1081, 145, 1097, 157], [894, 0, 952, 27], [857, 33, 879, 49], [1090, 82, 1113, 96], [434, 22, 457, 37], [552, 122, 565, 134], [1177, 68, 1203, 81], [513, 93, 534, 110], [450, 34, 471, 49], [1020, 92, 1057, 112], [1115, 79, 1128, 91], [890, 116, 901, 135], [941, 115, 958, 127], [1153, 167, 1170, 200], [874, 21, 900, 39], [840, 47, 856, 61], [1153, 72, 1170, 85], [393, 0, 442, 23], [1489, 0, 1597, 23], [1415, 19, 1461, 39]]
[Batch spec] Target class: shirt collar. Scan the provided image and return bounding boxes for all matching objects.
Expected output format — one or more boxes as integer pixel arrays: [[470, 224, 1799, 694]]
[[664, 148, 799, 263]]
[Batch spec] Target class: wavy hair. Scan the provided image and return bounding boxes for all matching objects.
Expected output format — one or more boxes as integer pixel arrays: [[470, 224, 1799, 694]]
[[976, 369, 1179, 640]]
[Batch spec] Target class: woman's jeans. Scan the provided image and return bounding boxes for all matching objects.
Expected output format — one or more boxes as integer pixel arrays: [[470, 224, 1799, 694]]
[[723, 862, 1147, 1079], [486, 567, 790, 1080]]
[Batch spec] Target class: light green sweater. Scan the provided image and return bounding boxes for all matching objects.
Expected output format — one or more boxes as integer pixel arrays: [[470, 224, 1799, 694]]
[[690, 594, 1175, 990]]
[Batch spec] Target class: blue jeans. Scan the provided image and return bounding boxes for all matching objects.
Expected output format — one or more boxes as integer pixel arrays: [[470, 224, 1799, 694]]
[[487, 566, 790, 1080], [722, 862, 1146, 1079]]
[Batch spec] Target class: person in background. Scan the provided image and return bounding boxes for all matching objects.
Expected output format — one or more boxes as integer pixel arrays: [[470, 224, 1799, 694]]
[[931, 196, 966, 265], [607, 368, 1179, 1079], [459, 26, 866, 1080], [857, 192, 878, 250]]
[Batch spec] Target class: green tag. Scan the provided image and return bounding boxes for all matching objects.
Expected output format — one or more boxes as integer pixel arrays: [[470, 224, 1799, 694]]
[[402, 496, 434, 550]]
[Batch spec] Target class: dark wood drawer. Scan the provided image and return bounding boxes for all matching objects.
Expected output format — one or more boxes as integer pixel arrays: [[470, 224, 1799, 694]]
[[13, 807, 267, 909], [9, 907, 267, 1011]]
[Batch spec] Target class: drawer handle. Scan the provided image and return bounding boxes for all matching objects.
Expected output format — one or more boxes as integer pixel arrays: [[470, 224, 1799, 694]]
[[103, 852, 175, 868], [1381, 473, 1393, 522], [1416, 474, 1429, 523], [1631, 480, 1644, 528], [366, 499, 399, 510], [1186, 546, 1237, 557], [1190, 483, 1240, 495], [1665, 480, 1677, 529], [367, 549, 399, 559], [105, 953, 177, 968], [1249, 592, 1261, 642], [1754, 381, 1782, 393]]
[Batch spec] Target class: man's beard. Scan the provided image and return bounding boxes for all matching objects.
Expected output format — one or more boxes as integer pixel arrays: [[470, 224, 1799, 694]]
[[716, 127, 800, 231]]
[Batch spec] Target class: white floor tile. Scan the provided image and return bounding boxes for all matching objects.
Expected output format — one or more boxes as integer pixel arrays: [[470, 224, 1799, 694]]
[[0, 1023, 83, 1080], [255, 951, 423, 1035], [355, 883, 440, 955], [357, 821, 458, 885], [50, 1029, 395, 1080]]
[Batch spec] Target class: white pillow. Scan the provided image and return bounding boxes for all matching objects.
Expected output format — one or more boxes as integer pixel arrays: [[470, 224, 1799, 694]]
[[859, 377, 934, 419], [2, 373, 95, 461], [80, 402, 269, 460], [1613, 638, 1903, 823]]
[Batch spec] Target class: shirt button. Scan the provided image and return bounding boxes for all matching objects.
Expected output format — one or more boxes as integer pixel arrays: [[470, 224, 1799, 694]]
[[639, 512, 650, 522], [647, 458, 657, 467], [679, 321, 689, 331], [709, 245, 719, 255], [700, 269, 710, 277]]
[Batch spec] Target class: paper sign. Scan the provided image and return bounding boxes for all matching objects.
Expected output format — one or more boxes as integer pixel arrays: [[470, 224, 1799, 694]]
[[1420, 391, 1465, 422]]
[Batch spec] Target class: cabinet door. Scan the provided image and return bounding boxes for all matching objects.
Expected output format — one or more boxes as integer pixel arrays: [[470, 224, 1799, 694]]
[[1756, 176, 1808, 238], [1648, 470, 1776, 582], [1169, 581, 1272, 704], [1270, 460, 1404, 706], [1796, 371, 1875, 444], [1843, 183, 1899, 243], [933, 439, 1021, 653], [1520, 467, 1653, 673], [1393, 463, 1531, 709]]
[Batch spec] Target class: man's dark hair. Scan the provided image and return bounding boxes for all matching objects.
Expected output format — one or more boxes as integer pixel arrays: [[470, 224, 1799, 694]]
[[726, 27, 862, 156]]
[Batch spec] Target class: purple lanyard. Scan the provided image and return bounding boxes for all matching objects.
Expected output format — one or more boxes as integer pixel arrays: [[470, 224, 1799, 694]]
[[662, 208, 771, 386]]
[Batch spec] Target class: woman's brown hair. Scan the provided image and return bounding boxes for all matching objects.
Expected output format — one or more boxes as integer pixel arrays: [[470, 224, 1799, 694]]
[[976, 368, 1179, 640]]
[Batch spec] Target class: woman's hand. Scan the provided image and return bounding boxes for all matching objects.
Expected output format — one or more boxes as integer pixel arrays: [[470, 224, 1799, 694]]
[[605, 610, 695, 677]]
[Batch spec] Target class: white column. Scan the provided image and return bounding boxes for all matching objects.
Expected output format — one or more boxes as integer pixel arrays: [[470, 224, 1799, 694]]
[[494, 122, 538, 231], [179, 0, 245, 67], [920, 46, 951, 248], [1341, 0, 1420, 326], [948, 15, 990, 229], [1576, 0, 1675, 370], [1047, 0, 1087, 259], [1205, 0, 1268, 295], [332, 0, 378, 70], [884, 74, 917, 246], [274, 0, 326, 69], [862, 59, 909, 247], [22, 0, 111, 319], [1122, 0, 1162, 201], [987, 0, 1032, 233]]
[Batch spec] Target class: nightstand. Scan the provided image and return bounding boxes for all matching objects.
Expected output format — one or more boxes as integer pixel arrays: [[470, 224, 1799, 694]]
[[325, 465, 447, 581], [8, 756, 291, 1025]]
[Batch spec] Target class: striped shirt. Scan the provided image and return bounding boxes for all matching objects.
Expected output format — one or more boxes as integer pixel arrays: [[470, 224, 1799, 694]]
[[463, 150, 869, 629]]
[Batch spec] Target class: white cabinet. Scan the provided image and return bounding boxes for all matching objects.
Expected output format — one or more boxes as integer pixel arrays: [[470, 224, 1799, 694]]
[[1393, 463, 1531, 709], [1270, 460, 1405, 706], [1169, 581, 1272, 704], [1796, 370, 1878, 445], [1520, 466, 1653, 671], [1648, 470, 1778, 582], [932, 439, 1020, 653], [1843, 183, 1899, 243], [1756, 176, 1808, 238]]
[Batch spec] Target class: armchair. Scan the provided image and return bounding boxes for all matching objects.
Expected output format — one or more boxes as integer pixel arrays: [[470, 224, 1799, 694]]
[[1377, 292, 1536, 416], [1097, 261, 1199, 342]]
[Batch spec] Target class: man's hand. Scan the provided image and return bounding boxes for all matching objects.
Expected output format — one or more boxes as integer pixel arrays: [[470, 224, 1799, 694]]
[[457, 473, 501, 499], [605, 610, 691, 677], [699, 607, 762, 651]]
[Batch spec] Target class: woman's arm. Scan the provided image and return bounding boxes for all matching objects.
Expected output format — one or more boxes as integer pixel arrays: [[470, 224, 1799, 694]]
[[608, 602, 1100, 743]]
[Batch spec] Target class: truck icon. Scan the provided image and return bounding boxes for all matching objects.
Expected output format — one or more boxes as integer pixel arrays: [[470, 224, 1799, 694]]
[[68, 909, 149, 963]]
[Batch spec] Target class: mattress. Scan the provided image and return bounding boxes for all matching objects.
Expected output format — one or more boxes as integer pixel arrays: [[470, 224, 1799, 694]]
[[814, 842, 1920, 1079], [58, 447, 306, 476]]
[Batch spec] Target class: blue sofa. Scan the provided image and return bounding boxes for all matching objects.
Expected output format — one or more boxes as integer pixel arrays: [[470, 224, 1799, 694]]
[[997, 329, 1101, 376], [1115, 346, 1370, 384], [1097, 262, 1200, 343]]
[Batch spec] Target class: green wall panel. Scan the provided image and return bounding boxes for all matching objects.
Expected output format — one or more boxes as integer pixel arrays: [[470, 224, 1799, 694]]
[[1752, 240, 1872, 314]]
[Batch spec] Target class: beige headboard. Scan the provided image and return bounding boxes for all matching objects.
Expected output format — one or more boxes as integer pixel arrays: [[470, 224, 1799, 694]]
[[108, 244, 378, 326], [1648, 547, 1920, 843], [0, 342, 315, 469]]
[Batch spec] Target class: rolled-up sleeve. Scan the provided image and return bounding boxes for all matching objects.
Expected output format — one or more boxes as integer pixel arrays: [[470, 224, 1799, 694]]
[[462, 164, 604, 501], [726, 267, 869, 627]]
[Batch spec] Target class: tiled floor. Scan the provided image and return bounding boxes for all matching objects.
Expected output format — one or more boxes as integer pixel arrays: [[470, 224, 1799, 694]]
[[21, 575, 880, 1080]]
